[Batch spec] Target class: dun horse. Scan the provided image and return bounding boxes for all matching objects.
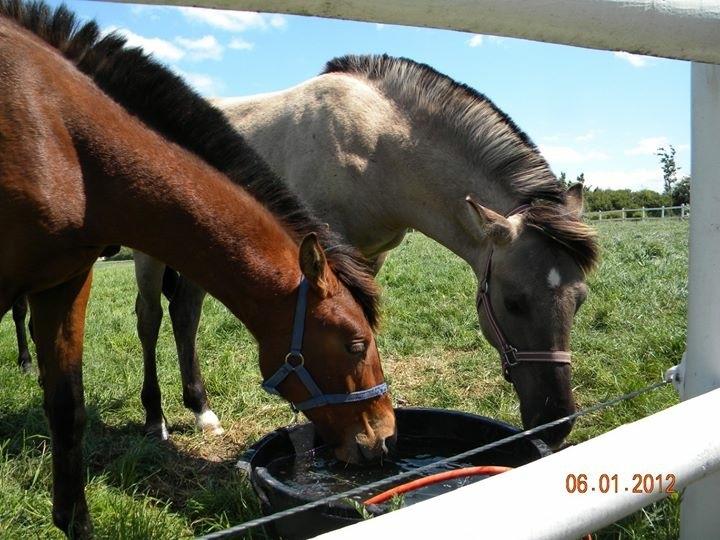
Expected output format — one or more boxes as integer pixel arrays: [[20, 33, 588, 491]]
[[0, 3, 395, 537], [219, 56, 599, 445], [140, 55, 599, 447]]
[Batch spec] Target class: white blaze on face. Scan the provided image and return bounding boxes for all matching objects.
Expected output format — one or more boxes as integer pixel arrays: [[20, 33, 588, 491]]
[[547, 267, 562, 289]]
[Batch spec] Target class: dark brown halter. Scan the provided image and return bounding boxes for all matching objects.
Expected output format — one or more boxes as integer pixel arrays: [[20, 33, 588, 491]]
[[477, 204, 572, 382]]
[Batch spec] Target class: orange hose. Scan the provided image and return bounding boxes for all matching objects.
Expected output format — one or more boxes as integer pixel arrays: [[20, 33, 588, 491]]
[[363, 465, 593, 540], [363, 465, 511, 505]]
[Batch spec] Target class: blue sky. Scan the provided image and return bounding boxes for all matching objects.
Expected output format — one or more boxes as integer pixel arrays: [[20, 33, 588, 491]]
[[55, 1, 690, 192]]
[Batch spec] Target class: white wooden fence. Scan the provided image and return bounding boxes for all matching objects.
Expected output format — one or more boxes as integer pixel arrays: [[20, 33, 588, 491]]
[[585, 204, 689, 221]]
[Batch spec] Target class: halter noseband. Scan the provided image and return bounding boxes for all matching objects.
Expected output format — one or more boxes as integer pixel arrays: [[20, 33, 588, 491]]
[[262, 276, 388, 411], [477, 204, 572, 382]]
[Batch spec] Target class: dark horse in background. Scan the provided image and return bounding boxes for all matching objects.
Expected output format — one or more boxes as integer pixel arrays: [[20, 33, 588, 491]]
[[0, 1, 396, 536], [8, 248, 118, 373], [8, 295, 30, 372]]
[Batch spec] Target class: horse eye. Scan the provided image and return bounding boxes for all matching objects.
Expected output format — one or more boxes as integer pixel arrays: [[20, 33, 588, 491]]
[[347, 341, 367, 355], [504, 296, 526, 315]]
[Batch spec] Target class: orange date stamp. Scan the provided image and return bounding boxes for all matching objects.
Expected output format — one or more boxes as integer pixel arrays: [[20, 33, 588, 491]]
[[565, 473, 676, 494]]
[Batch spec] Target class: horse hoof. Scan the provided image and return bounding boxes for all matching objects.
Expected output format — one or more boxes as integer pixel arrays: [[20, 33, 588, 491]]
[[195, 410, 224, 436], [19, 361, 32, 374], [145, 420, 170, 441]]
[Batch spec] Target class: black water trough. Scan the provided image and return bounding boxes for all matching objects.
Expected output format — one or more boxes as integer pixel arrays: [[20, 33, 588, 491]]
[[238, 408, 551, 539]]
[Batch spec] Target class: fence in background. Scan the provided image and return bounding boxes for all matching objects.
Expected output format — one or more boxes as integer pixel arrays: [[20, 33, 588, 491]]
[[585, 204, 689, 221]]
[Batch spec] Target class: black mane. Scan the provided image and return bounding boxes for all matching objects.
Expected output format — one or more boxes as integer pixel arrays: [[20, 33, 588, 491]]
[[0, 0, 380, 327]]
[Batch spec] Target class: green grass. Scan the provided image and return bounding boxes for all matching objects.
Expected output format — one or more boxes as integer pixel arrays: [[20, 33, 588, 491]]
[[0, 220, 688, 538]]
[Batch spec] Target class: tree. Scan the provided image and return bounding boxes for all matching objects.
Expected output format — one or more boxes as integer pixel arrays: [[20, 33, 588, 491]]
[[656, 145, 680, 195], [576, 172, 585, 185], [672, 176, 690, 205]]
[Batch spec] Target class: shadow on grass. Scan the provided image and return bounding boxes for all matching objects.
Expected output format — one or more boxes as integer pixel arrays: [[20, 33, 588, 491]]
[[0, 405, 268, 537]]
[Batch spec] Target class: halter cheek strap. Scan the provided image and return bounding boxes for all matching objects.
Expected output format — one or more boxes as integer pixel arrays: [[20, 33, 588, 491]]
[[261, 276, 388, 411], [477, 204, 572, 382]]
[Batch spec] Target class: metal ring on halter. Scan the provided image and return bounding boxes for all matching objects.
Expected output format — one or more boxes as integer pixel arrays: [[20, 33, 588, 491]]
[[284, 352, 304, 368]]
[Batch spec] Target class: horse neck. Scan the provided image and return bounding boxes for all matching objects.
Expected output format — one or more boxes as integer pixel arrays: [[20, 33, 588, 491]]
[[73, 98, 300, 336], [218, 76, 524, 270]]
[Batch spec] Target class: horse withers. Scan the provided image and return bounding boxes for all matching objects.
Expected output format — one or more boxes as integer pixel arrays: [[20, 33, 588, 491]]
[[0, 3, 394, 537]]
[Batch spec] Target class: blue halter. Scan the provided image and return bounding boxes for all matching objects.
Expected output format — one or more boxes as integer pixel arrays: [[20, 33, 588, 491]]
[[261, 276, 388, 412]]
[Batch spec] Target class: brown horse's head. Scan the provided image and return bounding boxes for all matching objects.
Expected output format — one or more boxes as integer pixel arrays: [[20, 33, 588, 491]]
[[258, 234, 395, 464], [466, 185, 598, 448]]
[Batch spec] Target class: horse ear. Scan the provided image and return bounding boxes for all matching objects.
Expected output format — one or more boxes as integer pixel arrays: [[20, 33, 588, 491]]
[[565, 183, 584, 218], [299, 233, 330, 294], [465, 196, 518, 245]]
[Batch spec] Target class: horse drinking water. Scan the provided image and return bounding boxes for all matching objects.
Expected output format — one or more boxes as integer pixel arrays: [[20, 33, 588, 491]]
[[0, 2, 395, 537], [133, 53, 598, 449]]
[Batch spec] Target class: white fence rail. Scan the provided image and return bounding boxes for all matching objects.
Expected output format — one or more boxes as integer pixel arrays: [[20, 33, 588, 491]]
[[585, 204, 689, 221], [315, 387, 720, 540]]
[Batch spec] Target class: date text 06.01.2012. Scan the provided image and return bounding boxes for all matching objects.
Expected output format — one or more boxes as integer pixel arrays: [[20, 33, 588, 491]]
[[565, 473, 676, 494]]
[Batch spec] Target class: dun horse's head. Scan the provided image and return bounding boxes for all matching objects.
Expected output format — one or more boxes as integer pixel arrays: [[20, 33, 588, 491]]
[[466, 184, 598, 448], [258, 234, 396, 464]]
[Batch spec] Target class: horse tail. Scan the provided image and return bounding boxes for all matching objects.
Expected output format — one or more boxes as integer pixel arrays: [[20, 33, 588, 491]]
[[162, 266, 179, 301]]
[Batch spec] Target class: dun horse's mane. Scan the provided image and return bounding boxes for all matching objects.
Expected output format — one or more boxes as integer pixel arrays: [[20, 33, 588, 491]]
[[324, 54, 599, 272], [0, 0, 380, 327]]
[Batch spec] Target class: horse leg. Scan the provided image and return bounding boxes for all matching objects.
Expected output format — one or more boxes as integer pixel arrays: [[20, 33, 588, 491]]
[[29, 271, 93, 539], [133, 252, 168, 439], [12, 295, 32, 373], [168, 277, 223, 435]]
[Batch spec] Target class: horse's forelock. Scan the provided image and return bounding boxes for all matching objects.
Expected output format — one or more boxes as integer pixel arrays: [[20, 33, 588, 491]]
[[524, 204, 599, 274]]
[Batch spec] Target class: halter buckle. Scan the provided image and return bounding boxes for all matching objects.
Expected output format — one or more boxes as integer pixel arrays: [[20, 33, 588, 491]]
[[503, 347, 519, 367], [284, 352, 305, 369]]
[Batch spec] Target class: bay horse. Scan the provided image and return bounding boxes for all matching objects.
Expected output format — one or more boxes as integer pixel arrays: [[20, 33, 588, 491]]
[[0, 3, 395, 537], [139, 55, 599, 448]]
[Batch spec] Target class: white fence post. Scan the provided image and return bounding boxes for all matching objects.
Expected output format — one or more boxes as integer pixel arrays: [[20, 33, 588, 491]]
[[661, 206, 666, 218], [642, 207, 646, 219], [681, 62, 720, 539], [621, 208, 626, 220]]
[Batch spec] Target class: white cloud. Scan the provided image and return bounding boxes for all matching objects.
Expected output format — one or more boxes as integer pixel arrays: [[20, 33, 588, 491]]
[[575, 129, 599, 142], [625, 136, 670, 156], [613, 51, 652, 67], [178, 7, 287, 32], [583, 168, 663, 191], [173, 68, 224, 96], [539, 144, 609, 164], [175, 35, 224, 61], [105, 26, 184, 61], [467, 34, 483, 47], [228, 37, 254, 51], [376, 23, 386, 30]]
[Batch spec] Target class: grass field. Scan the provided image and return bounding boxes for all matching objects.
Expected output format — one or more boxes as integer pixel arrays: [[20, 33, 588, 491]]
[[0, 220, 688, 539]]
